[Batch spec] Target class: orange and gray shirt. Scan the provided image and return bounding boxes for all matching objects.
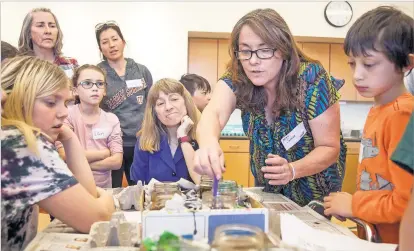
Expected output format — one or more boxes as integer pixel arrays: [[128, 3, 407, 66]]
[[352, 92, 414, 244]]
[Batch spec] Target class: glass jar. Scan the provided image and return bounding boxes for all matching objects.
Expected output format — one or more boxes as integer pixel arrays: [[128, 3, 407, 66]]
[[218, 180, 238, 202], [150, 182, 181, 210], [199, 175, 213, 198], [202, 191, 236, 209], [212, 224, 265, 251]]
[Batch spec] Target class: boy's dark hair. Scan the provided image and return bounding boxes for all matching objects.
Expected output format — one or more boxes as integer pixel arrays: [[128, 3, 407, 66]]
[[344, 6, 414, 71], [1, 41, 18, 62], [179, 73, 211, 96]]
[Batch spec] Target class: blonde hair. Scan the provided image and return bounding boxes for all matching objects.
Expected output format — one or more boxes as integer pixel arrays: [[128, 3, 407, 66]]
[[1, 56, 70, 154], [138, 78, 199, 153], [18, 8, 64, 56]]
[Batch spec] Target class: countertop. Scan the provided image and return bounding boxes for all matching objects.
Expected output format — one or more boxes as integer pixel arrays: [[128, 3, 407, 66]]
[[220, 135, 361, 142]]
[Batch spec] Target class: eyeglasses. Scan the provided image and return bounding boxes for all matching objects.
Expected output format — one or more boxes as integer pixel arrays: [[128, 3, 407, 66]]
[[95, 20, 118, 31], [235, 48, 277, 60], [78, 80, 106, 89]]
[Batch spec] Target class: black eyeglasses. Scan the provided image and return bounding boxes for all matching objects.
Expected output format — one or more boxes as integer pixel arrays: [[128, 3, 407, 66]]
[[79, 80, 106, 89], [235, 48, 277, 60], [95, 20, 118, 31]]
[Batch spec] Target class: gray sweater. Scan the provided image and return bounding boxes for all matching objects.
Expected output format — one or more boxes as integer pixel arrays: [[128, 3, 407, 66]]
[[98, 58, 153, 147]]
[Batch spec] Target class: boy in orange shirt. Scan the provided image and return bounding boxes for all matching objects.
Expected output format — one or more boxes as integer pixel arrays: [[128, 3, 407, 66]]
[[323, 6, 414, 244]]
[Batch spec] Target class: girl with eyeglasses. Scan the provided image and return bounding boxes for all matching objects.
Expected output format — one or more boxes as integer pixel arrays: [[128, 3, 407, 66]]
[[95, 21, 153, 187], [194, 8, 347, 208], [55, 65, 123, 188]]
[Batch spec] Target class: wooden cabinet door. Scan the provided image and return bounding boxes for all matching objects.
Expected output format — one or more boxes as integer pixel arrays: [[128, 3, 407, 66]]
[[342, 153, 359, 194], [330, 44, 357, 101], [222, 152, 250, 188], [218, 39, 231, 83], [302, 43, 330, 72], [342, 142, 360, 194], [188, 38, 218, 88]]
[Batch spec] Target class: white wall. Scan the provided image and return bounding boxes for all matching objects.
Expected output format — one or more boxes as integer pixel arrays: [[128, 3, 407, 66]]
[[1, 1, 412, 129]]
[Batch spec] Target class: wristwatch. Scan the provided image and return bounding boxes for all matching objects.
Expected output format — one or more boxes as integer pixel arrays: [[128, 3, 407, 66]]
[[178, 135, 191, 144]]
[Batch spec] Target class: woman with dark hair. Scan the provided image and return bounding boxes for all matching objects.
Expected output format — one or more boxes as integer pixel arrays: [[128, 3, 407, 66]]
[[194, 8, 347, 207], [95, 21, 153, 187], [1, 41, 18, 63]]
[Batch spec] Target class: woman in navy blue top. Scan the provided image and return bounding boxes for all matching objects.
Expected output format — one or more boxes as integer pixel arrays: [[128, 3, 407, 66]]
[[130, 78, 201, 185]]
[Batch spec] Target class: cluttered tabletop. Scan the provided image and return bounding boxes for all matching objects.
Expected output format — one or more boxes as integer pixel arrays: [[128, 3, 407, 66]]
[[25, 179, 398, 251]]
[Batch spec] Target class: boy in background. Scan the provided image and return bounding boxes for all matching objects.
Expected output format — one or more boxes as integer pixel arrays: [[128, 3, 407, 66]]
[[179, 73, 211, 112]]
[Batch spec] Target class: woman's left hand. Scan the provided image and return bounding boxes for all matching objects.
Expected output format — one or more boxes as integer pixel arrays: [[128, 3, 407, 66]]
[[261, 154, 293, 185], [323, 192, 354, 218], [177, 115, 194, 138]]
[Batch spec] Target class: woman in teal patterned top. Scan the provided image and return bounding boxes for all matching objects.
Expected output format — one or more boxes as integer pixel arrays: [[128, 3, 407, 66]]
[[194, 8, 347, 206]]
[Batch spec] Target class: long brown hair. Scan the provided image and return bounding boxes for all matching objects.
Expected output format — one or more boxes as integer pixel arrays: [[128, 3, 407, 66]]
[[228, 8, 315, 117], [138, 78, 199, 153]]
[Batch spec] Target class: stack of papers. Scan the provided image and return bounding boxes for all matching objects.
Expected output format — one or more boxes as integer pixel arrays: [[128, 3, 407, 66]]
[[280, 213, 398, 251]]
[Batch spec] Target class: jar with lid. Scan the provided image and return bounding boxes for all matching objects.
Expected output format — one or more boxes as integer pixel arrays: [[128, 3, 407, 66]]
[[199, 175, 213, 198], [150, 182, 180, 210], [218, 180, 238, 202], [212, 224, 265, 251], [202, 191, 236, 209]]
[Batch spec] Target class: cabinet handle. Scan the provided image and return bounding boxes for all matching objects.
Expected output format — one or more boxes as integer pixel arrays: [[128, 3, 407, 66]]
[[229, 145, 240, 149]]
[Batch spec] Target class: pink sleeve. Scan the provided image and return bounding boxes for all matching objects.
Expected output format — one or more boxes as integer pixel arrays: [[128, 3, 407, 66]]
[[108, 116, 123, 154]]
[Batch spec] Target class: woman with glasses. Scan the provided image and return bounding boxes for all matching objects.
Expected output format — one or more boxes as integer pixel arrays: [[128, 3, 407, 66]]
[[55, 65, 123, 188], [194, 8, 347, 207], [95, 21, 153, 187], [18, 8, 78, 79]]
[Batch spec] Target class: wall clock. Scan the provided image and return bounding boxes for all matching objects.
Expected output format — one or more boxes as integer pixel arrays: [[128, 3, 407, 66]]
[[324, 1, 353, 28]]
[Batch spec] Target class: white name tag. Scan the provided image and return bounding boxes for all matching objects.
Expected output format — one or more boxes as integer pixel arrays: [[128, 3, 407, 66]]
[[92, 128, 108, 140], [359, 143, 364, 163], [64, 69, 74, 78], [281, 122, 306, 151], [126, 79, 144, 89]]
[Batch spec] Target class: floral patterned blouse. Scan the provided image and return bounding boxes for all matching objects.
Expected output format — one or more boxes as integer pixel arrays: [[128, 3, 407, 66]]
[[221, 62, 347, 206]]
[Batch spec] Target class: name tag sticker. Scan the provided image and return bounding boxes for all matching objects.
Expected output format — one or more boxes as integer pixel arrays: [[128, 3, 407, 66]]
[[281, 122, 306, 151], [64, 69, 74, 78], [126, 79, 143, 89], [92, 128, 108, 140]]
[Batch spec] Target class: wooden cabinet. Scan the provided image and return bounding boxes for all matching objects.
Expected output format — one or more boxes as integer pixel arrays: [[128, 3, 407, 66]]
[[342, 142, 360, 194], [330, 44, 356, 101], [217, 39, 231, 82], [219, 139, 251, 187], [188, 38, 218, 88], [302, 43, 330, 72]]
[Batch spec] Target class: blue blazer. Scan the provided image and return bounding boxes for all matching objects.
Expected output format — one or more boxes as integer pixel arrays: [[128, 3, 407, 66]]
[[130, 135, 192, 184]]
